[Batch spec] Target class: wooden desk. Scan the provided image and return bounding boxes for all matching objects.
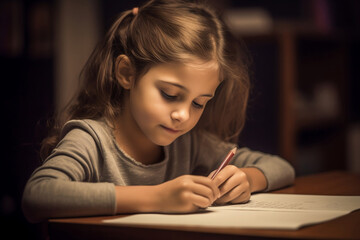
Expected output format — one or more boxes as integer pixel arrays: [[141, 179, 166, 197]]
[[48, 171, 360, 240]]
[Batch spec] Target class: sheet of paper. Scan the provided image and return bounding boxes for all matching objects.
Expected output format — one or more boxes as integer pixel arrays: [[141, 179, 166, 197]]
[[103, 210, 346, 230], [103, 194, 360, 230], [209, 194, 360, 213]]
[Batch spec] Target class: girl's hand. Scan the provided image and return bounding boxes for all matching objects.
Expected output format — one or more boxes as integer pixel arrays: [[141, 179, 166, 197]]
[[155, 175, 220, 213], [208, 165, 251, 205]]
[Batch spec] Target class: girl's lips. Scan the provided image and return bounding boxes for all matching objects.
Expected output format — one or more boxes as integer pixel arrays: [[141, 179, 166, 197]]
[[161, 125, 181, 133]]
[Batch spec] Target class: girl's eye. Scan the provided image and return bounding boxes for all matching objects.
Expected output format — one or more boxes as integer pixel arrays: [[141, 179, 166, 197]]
[[160, 90, 204, 109], [160, 90, 177, 101], [192, 101, 204, 109]]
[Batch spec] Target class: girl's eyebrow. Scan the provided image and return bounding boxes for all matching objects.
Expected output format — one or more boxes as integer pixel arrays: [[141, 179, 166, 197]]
[[158, 80, 214, 98]]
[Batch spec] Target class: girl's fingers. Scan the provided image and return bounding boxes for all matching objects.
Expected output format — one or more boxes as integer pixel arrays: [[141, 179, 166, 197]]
[[187, 182, 215, 205], [207, 170, 216, 179], [210, 166, 251, 205], [218, 170, 248, 196], [192, 176, 220, 200], [158, 175, 221, 213], [189, 192, 215, 208], [215, 184, 250, 204], [212, 165, 239, 188], [230, 190, 251, 204]]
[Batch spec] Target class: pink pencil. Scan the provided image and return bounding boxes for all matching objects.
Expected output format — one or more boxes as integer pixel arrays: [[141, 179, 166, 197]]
[[211, 147, 237, 180]]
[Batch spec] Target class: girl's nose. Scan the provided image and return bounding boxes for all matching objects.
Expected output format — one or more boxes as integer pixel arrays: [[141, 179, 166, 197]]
[[171, 106, 190, 122]]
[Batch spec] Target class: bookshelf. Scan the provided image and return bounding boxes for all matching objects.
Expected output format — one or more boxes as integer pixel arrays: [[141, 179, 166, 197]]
[[238, 22, 352, 175]]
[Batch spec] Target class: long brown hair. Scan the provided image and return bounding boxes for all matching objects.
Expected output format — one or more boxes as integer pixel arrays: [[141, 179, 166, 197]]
[[40, 0, 250, 160]]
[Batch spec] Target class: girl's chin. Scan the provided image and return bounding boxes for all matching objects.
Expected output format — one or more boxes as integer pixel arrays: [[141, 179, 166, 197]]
[[150, 133, 184, 146], [148, 128, 190, 146], [152, 138, 177, 147]]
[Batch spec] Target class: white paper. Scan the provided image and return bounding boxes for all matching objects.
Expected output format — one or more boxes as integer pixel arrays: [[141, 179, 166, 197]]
[[103, 193, 360, 230], [209, 194, 360, 213]]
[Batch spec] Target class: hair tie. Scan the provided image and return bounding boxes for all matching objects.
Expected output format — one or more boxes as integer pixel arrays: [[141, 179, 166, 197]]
[[132, 7, 139, 16]]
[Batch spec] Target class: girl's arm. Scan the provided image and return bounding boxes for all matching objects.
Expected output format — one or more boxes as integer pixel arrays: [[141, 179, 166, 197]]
[[115, 175, 220, 213], [204, 148, 294, 205], [22, 178, 116, 223], [208, 148, 294, 205], [193, 132, 295, 205], [194, 132, 295, 192], [22, 127, 115, 223]]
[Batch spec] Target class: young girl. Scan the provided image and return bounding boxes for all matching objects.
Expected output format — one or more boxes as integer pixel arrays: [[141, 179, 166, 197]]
[[22, 0, 295, 223]]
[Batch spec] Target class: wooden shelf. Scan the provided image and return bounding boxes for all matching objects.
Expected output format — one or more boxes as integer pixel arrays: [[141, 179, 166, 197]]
[[241, 24, 351, 174]]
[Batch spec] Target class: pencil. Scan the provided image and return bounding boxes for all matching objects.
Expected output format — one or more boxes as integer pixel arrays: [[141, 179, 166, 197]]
[[211, 147, 237, 180]]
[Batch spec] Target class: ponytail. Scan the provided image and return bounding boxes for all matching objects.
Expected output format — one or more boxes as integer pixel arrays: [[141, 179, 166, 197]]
[[40, 10, 135, 160]]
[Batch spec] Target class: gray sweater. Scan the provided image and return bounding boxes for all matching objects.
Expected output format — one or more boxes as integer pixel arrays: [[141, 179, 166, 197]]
[[22, 119, 295, 223]]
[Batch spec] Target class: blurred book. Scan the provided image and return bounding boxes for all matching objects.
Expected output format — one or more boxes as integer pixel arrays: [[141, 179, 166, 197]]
[[223, 8, 273, 35]]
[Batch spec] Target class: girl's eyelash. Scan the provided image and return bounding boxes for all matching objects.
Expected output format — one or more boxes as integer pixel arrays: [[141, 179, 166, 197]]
[[161, 90, 204, 109], [192, 101, 204, 109], [160, 90, 177, 100]]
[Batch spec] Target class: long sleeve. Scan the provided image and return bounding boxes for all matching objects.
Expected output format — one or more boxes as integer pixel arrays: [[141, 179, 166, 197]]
[[22, 128, 116, 223], [22, 119, 296, 223], [232, 148, 295, 191]]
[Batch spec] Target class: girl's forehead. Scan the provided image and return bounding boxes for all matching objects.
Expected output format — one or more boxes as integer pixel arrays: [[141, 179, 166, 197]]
[[144, 60, 221, 94], [182, 58, 219, 71], [137, 57, 220, 82], [150, 60, 220, 81]]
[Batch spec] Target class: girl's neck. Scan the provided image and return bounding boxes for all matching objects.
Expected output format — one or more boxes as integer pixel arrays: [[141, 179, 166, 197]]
[[114, 110, 164, 165]]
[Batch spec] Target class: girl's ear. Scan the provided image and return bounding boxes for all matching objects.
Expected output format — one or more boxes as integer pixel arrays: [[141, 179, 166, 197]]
[[115, 55, 135, 89]]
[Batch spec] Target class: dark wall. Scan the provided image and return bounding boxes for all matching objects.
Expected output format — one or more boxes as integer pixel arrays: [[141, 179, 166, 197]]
[[1, 0, 359, 239]]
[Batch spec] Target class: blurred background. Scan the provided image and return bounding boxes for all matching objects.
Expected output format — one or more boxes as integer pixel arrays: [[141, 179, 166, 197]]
[[0, 0, 359, 239]]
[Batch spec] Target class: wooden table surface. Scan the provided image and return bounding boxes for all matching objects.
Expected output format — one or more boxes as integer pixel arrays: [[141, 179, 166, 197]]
[[48, 171, 360, 240]]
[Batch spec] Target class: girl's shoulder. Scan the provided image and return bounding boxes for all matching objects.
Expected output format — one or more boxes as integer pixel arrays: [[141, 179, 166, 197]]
[[60, 118, 112, 142]]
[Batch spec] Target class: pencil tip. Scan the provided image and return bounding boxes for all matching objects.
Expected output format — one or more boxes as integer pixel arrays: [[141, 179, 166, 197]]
[[231, 147, 237, 153]]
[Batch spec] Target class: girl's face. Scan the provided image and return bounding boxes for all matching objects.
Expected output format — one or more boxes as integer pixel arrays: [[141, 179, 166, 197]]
[[128, 60, 220, 146]]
